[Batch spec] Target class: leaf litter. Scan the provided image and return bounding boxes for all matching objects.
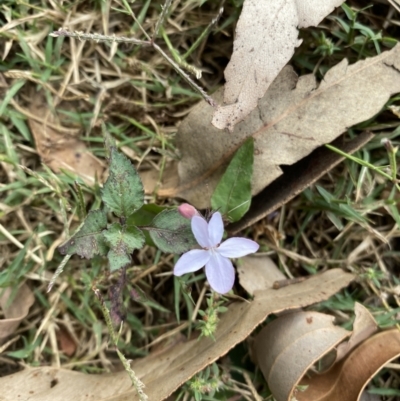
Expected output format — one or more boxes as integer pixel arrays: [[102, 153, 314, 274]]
[[298, 329, 400, 401], [255, 310, 350, 401], [255, 302, 398, 401], [212, 0, 345, 131], [237, 255, 286, 295], [161, 44, 400, 209], [0, 269, 353, 400], [28, 103, 105, 185]]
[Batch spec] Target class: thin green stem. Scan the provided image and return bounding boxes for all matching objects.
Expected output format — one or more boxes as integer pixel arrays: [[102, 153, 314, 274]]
[[152, 42, 216, 106], [325, 143, 400, 191], [384, 139, 399, 182], [153, 0, 173, 40], [161, 27, 202, 78], [120, 0, 152, 41], [93, 288, 148, 401], [182, 7, 223, 60]]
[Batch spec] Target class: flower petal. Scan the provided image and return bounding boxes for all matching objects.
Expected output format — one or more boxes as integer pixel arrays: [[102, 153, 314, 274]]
[[208, 212, 224, 246], [191, 216, 211, 248], [217, 237, 259, 258], [174, 249, 210, 276], [205, 252, 235, 294]]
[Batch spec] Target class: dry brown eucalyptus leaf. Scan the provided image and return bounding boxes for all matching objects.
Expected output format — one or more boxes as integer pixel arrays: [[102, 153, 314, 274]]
[[0, 283, 34, 342], [140, 163, 179, 196], [29, 104, 105, 185], [0, 269, 353, 401], [335, 303, 378, 363], [297, 329, 400, 401], [212, 0, 344, 131], [161, 45, 400, 209], [237, 255, 285, 295], [254, 310, 351, 401]]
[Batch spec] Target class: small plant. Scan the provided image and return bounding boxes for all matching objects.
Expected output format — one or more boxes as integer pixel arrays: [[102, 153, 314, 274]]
[[54, 133, 258, 397], [181, 363, 224, 401], [197, 294, 228, 339], [57, 133, 258, 290], [57, 138, 198, 271]]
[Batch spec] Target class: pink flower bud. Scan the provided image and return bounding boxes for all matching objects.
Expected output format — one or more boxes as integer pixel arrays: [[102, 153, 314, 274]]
[[178, 203, 199, 219]]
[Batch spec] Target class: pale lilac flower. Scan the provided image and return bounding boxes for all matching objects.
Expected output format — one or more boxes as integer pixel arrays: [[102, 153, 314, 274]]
[[178, 203, 200, 219], [174, 212, 259, 294]]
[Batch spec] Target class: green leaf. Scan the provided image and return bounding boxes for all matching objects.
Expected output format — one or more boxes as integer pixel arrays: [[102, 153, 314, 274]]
[[316, 185, 334, 203], [326, 211, 344, 230], [103, 223, 144, 271], [107, 248, 131, 272], [58, 209, 108, 258], [127, 203, 166, 227], [103, 223, 145, 253], [211, 137, 254, 222], [148, 209, 197, 253], [127, 203, 166, 247], [101, 147, 144, 217], [0, 80, 26, 117]]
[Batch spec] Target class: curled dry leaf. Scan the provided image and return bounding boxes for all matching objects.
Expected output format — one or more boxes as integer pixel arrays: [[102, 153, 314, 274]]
[[212, 0, 344, 131], [0, 269, 353, 401], [254, 310, 351, 401], [237, 255, 285, 295], [335, 302, 378, 363], [254, 302, 388, 401], [0, 283, 34, 342], [29, 103, 105, 185], [162, 45, 400, 209], [297, 329, 400, 401]]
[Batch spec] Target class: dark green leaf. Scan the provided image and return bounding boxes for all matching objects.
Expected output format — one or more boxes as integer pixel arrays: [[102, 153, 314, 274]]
[[211, 137, 254, 222], [101, 147, 144, 217], [58, 209, 108, 258], [103, 223, 145, 253], [148, 209, 197, 253], [102, 223, 144, 272], [127, 203, 166, 226], [127, 204, 166, 247]]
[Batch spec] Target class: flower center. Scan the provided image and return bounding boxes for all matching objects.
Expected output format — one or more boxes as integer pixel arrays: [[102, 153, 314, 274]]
[[204, 243, 220, 252]]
